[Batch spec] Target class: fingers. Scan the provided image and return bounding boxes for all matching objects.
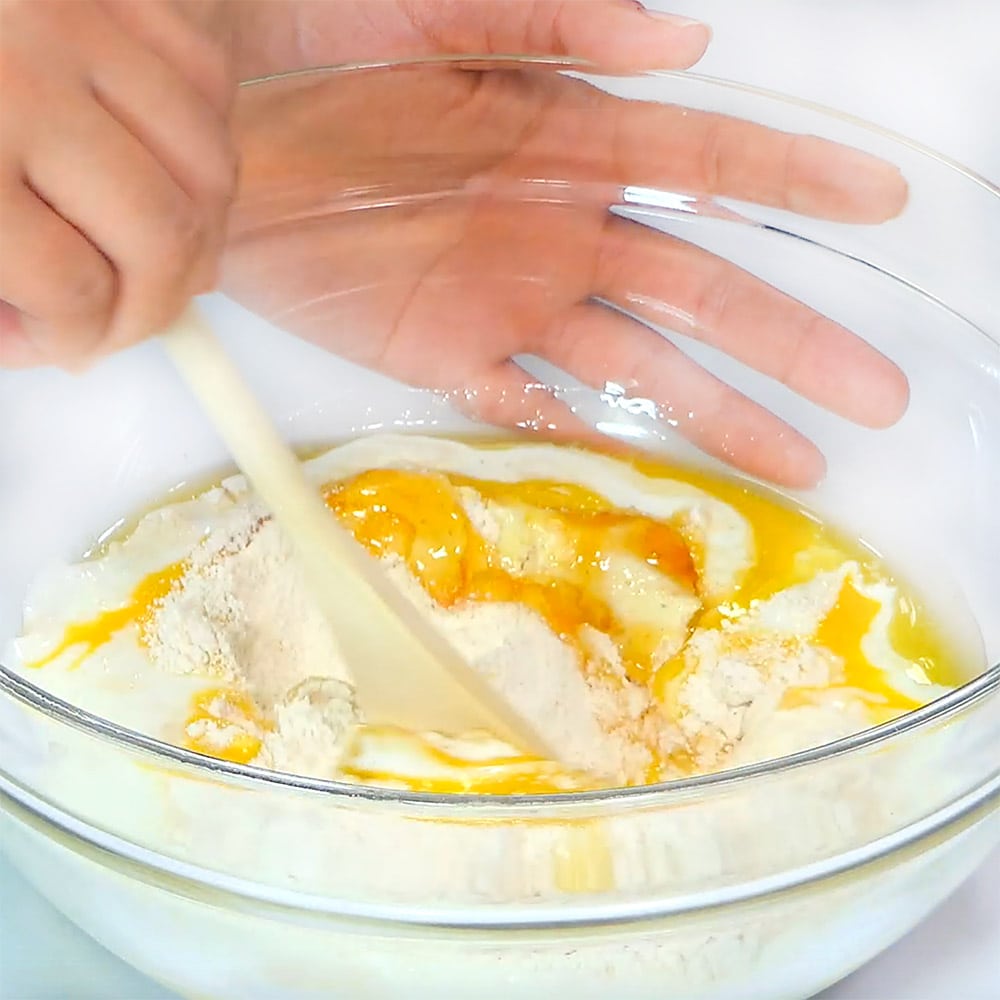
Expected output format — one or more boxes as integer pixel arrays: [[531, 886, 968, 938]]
[[0, 2, 235, 367], [21, 92, 209, 358], [591, 218, 910, 429], [0, 0, 236, 369], [540, 302, 827, 487], [235, 1, 709, 79], [102, 0, 235, 116], [506, 76, 908, 223], [419, 0, 711, 72], [449, 360, 602, 444], [0, 177, 113, 366], [632, 116, 910, 223], [88, 23, 238, 288]]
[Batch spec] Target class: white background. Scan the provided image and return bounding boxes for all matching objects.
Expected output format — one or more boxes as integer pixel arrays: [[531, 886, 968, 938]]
[[1, 1, 998, 996]]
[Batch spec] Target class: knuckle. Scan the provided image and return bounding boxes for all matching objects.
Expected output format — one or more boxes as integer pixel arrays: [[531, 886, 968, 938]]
[[698, 118, 725, 195], [186, 33, 235, 115], [160, 200, 209, 270], [189, 252, 221, 295], [694, 264, 736, 332], [781, 133, 809, 212], [545, 3, 574, 57], [138, 196, 220, 324], [58, 259, 115, 321], [204, 39, 234, 96], [200, 138, 240, 204]]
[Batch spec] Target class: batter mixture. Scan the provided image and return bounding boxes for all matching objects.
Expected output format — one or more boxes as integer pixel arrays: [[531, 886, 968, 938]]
[[9, 435, 956, 793]]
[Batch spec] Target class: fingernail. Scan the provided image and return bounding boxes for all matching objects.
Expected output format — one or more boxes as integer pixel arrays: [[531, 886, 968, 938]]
[[640, 7, 713, 64], [642, 9, 706, 30]]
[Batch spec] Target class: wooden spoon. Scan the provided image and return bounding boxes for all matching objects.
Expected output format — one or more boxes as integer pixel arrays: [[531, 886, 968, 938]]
[[161, 303, 555, 759]]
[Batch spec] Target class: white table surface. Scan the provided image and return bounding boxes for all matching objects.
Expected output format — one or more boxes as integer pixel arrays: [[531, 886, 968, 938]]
[[2, 2, 998, 997]]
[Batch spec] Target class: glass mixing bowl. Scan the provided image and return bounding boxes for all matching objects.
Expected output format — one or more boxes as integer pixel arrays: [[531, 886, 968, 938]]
[[1, 59, 998, 1000]]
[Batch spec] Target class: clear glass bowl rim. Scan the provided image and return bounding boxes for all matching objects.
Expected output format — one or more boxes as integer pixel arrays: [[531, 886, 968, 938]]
[[1, 57, 998, 819]]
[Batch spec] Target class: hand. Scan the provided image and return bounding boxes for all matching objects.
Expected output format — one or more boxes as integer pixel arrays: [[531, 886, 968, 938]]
[[221, 63, 909, 488], [0, 0, 237, 369]]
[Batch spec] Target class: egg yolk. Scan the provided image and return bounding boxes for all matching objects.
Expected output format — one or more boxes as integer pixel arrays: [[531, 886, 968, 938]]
[[28, 562, 185, 671], [814, 580, 919, 711], [183, 688, 268, 765], [323, 469, 697, 688]]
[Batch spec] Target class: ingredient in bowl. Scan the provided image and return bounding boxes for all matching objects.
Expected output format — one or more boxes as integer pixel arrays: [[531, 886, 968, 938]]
[[9, 435, 957, 793]]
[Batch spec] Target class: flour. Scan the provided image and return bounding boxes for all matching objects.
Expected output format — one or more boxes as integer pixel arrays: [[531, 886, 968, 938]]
[[148, 507, 349, 702], [664, 571, 868, 771], [670, 627, 843, 768], [260, 678, 359, 775]]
